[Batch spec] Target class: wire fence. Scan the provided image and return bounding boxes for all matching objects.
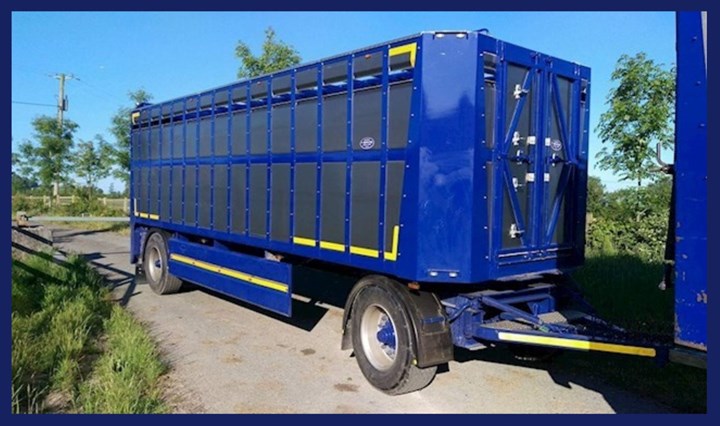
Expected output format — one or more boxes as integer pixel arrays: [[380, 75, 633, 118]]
[[12, 195, 130, 213]]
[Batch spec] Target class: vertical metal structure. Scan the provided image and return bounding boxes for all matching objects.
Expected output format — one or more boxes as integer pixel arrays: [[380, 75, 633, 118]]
[[673, 11, 707, 355]]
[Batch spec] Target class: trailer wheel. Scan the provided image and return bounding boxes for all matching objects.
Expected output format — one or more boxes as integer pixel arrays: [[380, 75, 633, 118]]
[[351, 279, 437, 395], [143, 232, 182, 295]]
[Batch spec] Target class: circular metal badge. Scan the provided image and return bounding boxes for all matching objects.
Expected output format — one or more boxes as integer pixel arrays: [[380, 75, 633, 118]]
[[550, 139, 563, 152], [359, 137, 375, 150]]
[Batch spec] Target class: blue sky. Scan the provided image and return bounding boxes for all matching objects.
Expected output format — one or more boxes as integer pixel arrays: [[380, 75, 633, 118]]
[[11, 11, 675, 192]]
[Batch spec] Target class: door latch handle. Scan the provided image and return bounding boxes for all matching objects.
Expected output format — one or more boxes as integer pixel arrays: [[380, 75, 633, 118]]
[[549, 153, 568, 167], [509, 223, 524, 239], [508, 149, 531, 164], [513, 84, 529, 99]]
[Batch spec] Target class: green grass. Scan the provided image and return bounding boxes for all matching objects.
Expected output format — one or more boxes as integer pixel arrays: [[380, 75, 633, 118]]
[[568, 251, 707, 413], [11, 250, 166, 413], [573, 252, 673, 335], [77, 306, 167, 413]]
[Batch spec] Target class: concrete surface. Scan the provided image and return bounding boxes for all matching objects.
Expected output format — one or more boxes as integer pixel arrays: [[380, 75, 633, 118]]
[[50, 227, 672, 414]]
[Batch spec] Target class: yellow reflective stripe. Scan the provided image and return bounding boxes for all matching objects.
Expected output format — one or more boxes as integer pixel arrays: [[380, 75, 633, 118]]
[[350, 246, 379, 258], [292, 236, 316, 247], [383, 225, 400, 261], [131, 111, 140, 124], [319, 241, 345, 252], [135, 211, 159, 220], [293, 225, 399, 260], [389, 42, 417, 67], [498, 332, 656, 357], [169, 253, 288, 293]]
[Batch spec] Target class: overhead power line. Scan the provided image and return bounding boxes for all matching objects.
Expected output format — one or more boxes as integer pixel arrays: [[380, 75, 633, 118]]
[[12, 100, 57, 108]]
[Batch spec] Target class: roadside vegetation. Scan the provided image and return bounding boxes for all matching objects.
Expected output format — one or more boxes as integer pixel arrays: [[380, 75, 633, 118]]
[[11, 250, 166, 413], [569, 253, 706, 413], [559, 53, 705, 413]]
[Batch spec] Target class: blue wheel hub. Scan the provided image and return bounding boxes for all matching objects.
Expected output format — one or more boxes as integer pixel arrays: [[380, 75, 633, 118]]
[[376, 317, 396, 349]]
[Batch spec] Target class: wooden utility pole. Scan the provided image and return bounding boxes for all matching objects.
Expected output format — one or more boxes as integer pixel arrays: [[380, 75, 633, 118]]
[[53, 73, 73, 202]]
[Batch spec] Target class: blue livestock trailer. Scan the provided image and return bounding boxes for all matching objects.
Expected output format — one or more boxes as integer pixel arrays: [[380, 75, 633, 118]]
[[130, 25, 705, 394]]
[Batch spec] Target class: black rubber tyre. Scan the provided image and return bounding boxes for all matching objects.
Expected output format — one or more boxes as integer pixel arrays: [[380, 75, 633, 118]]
[[350, 277, 437, 395], [508, 344, 559, 362], [143, 232, 183, 295]]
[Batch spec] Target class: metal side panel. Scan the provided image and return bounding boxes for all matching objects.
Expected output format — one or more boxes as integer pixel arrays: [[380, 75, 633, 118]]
[[674, 11, 707, 352], [167, 238, 292, 317]]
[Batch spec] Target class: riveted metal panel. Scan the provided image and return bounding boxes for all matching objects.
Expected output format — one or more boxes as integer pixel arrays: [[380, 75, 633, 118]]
[[160, 125, 171, 159], [484, 81, 496, 149], [385, 161, 404, 253], [323, 62, 347, 85], [271, 164, 291, 241], [321, 162, 346, 245], [198, 166, 211, 228], [200, 94, 213, 109], [160, 167, 170, 220], [199, 118, 212, 157], [186, 121, 198, 158], [232, 87, 247, 103], [294, 163, 316, 240], [215, 114, 229, 157], [150, 126, 160, 160], [214, 165, 228, 231], [354, 53, 383, 79], [388, 82, 412, 149], [250, 81, 267, 99], [271, 104, 291, 154], [232, 110, 247, 155], [215, 90, 229, 106], [172, 167, 183, 223], [323, 94, 347, 152], [133, 166, 142, 210], [149, 168, 159, 215], [184, 167, 197, 225], [231, 164, 247, 234], [172, 123, 184, 159], [273, 75, 292, 95], [131, 130, 139, 162], [250, 109, 267, 155], [352, 88, 381, 151], [351, 162, 380, 250], [295, 99, 317, 153], [138, 128, 148, 161], [295, 69, 317, 92], [250, 164, 267, 237]]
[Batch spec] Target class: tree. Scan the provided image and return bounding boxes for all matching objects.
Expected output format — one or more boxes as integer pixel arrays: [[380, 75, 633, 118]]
[[109, 89, 152, 191], [17, 116, 78, 193], [235, 27, 301, 79], [586, 176, 607, 218], [73, 135, 114, 199], [596, 53, 675, 187]]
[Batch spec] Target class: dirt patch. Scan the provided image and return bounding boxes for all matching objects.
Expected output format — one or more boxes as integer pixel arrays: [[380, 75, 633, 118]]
[[333, 383, 359, 393], [222, 354, 243, 364], [300, 348, 316, 356]]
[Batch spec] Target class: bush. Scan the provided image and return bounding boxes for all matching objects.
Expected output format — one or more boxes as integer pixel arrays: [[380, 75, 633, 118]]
[[585, 178, 671, 262]]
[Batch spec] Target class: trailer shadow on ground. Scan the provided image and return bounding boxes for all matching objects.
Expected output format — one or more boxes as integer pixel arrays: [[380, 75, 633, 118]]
[[169, 265, 357, 332], [442, 346, 674, 413]]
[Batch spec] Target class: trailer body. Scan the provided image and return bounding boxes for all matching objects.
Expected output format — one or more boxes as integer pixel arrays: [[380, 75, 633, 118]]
[[130, 30, 591, 317]]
